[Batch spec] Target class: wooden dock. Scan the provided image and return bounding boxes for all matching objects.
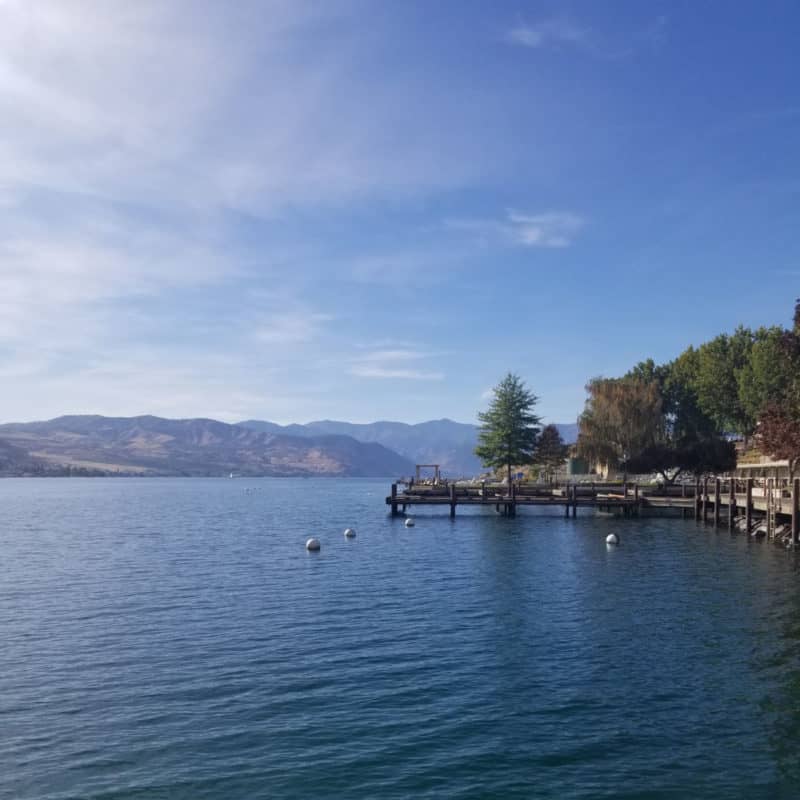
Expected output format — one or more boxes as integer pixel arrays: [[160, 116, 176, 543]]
[[386, 477, 800, 545]]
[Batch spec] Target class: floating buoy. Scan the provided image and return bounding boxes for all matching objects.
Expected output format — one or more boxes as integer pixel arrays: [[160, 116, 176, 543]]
[[344, 528, 356, 538], [306, 538, 321, 551], [405, 517, 415, 528], [606, 533, 619, 546]]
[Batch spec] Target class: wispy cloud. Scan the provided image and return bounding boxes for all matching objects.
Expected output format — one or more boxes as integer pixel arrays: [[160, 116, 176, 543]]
[[348, 347, 444, 380], [358, 349, 433, 362], [349, 365, 444, 381], [507, 15, 668, 59], [0, 206, 235, 348], [0, 0, 485, 216], [508, 211, 584, 247], [447, 210, 585, 249], [254, 311, 333, 344], [507, 19, 588, 50]]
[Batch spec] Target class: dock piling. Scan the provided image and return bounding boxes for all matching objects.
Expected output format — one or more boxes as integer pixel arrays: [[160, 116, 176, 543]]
[[728, 478, 736, 532], [694, 478, 700, 521], [745, 478, 753, 533]]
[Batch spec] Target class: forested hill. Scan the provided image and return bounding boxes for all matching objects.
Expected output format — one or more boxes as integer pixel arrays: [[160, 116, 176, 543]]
[[0, 415, 415, 477]]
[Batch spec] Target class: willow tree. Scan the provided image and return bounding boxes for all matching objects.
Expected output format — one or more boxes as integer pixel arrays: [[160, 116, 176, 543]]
[[577, 377, 662, 479], [476, 373, 541, 485]]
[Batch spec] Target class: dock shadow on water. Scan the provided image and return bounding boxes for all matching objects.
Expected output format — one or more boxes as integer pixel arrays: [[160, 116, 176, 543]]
[[3, 478, 800, 799]]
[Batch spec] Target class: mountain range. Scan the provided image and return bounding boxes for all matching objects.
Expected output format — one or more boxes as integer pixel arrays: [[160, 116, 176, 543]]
[[0, 415, 578, 477], [0, 415, 413, 477], [239, 419, 578, 475]]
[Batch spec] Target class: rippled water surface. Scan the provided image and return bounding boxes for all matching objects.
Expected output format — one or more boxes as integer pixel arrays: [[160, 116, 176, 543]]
[[3, 478, 800, 799]]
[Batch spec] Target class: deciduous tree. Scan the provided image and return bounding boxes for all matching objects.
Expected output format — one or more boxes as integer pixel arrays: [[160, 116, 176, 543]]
[[757, 301, 800, 478], [693, 327, 754, 437], [577, 377, 662, 478]]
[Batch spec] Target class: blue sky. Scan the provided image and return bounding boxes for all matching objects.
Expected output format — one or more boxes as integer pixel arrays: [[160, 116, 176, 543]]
[[0, 1, 797, 425]]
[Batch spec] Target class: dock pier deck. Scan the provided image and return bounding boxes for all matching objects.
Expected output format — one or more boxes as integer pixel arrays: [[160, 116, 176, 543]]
[[387, 477, 800, 544]]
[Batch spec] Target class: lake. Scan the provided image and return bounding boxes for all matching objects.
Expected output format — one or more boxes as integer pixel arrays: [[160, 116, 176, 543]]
[[2, 478, 800, 799]]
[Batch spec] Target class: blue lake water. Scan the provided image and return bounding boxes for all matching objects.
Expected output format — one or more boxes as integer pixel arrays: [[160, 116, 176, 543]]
[[3, 478, 800, 799]]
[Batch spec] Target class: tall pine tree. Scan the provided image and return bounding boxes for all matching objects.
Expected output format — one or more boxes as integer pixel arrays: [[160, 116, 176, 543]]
[[475, 373, 541, 484]]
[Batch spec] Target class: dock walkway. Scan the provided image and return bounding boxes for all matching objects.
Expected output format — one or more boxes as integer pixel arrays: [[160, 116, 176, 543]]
[[386, 477, 800, 544]]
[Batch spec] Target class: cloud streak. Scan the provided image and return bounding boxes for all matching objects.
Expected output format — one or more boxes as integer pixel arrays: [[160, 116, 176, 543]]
[[447, 210, 585, 248], [348, 347, 444, 380], [349, 366, 444, 381], [507, 15, 668, 59], [507, 19, 588, 50], [255, 312, 334, 345], [0, 0, 487, 216]]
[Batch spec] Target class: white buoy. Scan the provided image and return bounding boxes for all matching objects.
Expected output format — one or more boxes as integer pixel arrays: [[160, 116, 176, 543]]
[[606, 533, 619, 546], [306, 537, 321, 551], [344, 528, 356, 538], [405, 517, 415, 528]]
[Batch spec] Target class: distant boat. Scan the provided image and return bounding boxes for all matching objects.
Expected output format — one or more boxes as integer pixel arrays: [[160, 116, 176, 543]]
[[229, 472, 235, 479]]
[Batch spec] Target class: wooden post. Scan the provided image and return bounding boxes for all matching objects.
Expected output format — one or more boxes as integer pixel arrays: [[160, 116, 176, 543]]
[[391, 483, 398, 516], [714, 478, 721, 527], [694, 478, 700, 521], [634, 483, 639, 517], [745, 478, 753, 533], [728, 478, 736, 532], [481, 480, 487, 504], [702, 478, 709, 523], [510, 482, 516, 518], [571, 483, 577, 518], [449, 483, 456, 518], [767, 477, 774, 539], [565, 483, 570, 517], [793, 478, 799, 547], [681, 482, 687, 498]]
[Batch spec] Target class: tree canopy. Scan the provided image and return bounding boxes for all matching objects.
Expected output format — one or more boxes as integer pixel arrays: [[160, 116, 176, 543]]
[[579, 368, 735, 483], [475, 373, 541, 484], [757, 300, 800, 477], [576, 301, 800, 482], [535, 424, 568, 483], [577, 377, 662, 476]]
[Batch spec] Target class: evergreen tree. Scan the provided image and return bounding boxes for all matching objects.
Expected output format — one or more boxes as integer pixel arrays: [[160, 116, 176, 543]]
[[535, 424, 568, 483], [475, 373, 541, 485]]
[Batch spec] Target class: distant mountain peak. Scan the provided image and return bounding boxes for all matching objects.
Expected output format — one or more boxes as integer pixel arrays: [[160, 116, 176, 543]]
[[239, 417, 578, 476]]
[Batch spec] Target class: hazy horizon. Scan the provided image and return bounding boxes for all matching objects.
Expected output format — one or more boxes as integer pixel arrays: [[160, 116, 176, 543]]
[[0, 411, 581, 429]]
